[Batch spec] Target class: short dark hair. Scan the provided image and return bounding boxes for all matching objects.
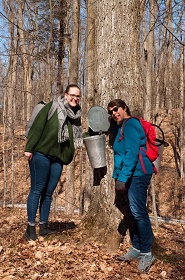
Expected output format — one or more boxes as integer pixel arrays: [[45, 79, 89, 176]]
[[107, 99, 131, 116], [64, 84, 80, 94]]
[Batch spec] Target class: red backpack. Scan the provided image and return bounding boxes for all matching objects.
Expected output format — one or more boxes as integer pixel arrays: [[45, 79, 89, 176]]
[[121, 117, 164, 174]]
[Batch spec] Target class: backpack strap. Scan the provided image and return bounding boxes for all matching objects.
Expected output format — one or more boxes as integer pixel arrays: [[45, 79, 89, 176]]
[[118, 116, 139, 142], [139, 148, 147, 174], [140, 147, 157, 174]]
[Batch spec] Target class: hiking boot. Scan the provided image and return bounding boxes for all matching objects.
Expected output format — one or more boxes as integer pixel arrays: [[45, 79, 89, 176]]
[[117, 247, 140, 261], [24, 224, 37, 241], [39, 223, 57, 236], [138, 253, 155, 272]]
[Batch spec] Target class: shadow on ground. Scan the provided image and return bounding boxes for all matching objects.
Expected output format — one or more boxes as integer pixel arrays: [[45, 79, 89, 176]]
[[48, 221, 77, 232]]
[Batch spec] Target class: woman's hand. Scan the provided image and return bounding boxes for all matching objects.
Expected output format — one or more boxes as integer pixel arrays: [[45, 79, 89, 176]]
[[24, 152, 33, 161], [115, 180, 126, 191]]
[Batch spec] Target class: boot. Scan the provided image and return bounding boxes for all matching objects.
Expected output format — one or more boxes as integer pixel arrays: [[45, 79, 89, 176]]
[[39, 223, 57, 236], [24, 224, 37, 241]]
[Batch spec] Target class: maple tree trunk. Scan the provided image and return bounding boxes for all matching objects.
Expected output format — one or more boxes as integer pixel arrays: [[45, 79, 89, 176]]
[[82, 0, 142, 250]]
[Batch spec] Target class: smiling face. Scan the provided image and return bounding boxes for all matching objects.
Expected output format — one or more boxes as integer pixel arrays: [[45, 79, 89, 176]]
[[107, 99, 131, 124], [64, 86, 81, 107], [108, 106, 128, 123]]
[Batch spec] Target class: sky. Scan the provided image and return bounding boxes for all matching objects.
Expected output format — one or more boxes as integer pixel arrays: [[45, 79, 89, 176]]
[[0, 0, 9, 63]]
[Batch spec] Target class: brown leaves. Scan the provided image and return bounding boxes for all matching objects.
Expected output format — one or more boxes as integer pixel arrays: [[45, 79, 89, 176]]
[[0, 208, 185, 280]]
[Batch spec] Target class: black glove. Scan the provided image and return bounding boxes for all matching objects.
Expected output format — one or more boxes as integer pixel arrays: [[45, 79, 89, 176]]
[[115, 180, 126, 191]]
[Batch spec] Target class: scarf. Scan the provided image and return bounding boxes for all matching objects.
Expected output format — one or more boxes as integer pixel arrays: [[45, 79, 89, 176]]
[[48, 96, 83, 148]]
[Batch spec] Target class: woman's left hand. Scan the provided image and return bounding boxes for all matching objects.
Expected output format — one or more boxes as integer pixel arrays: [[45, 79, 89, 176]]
[[115, 180, 126, 191], [24, 152, 33, 161]]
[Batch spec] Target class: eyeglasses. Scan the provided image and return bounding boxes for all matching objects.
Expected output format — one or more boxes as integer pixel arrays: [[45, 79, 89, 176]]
[[68, 93, 81, 100], [108, 106, 119, 115]]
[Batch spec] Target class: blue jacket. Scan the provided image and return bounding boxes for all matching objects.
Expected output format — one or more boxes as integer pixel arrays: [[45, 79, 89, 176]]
[[112, 117, 154, 183]]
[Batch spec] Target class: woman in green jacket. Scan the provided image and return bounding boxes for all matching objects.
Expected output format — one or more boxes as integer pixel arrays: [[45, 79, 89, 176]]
[[24, 84, 82, 241]]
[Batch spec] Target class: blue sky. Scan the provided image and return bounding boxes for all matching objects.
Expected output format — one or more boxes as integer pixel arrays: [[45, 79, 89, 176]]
[[0, 1, 9, 63]]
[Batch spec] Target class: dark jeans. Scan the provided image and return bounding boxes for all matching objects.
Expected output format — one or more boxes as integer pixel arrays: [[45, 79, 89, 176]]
[[126, 174, 153, 253], [27, 152, 63, 224]]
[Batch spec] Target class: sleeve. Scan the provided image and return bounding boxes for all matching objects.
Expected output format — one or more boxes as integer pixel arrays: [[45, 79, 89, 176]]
[[118, 119, 141, 183], [25, 103, 52, 153]]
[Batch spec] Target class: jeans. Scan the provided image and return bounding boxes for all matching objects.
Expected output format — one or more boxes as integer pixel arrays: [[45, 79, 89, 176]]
[[27, 152, 63, 224], [126, 174, 153, 253]]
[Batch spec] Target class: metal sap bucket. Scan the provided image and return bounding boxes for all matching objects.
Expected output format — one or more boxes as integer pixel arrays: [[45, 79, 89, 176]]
[[83, 135, 106, 168], [153, 143, 164, 172], [153, 140, 169, 172]]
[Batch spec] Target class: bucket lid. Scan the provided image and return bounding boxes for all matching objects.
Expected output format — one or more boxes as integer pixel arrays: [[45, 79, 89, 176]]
[[88, 105, 110, 132]]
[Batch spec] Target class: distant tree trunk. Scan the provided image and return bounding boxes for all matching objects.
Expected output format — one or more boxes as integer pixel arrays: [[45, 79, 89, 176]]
[[163, 0, 173, 113], [155, 23, 167, 112], [142, 0, 159, 229], [57, 0, 67, 91], [46, 0, 53, 100], [83, 0, 96, 213], [143, 0, 157, 120], [65, 0, 80, 215], [3, 0, 18, 136], [17, 0, 33, 120], [68, 0, 80, 83], [179, 46, 184, 179], [82, 0, 143, 251], [86, 0, 95, 106], [2, 0, 18, 206]]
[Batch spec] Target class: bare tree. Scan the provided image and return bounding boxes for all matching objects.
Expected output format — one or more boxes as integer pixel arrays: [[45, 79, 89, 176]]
[[17, 0, 34, 120], [2, 0, 19, 207], [143, 0, 158, 120], [2, 0, 18, 135], [65, 0, 80, 215], [81, 0, 96, 213]]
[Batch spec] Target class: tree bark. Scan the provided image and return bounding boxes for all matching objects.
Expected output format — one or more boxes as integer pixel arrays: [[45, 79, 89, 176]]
[[17, 0, 33, 120], [65, 0, 80, 216], [57, 0, 67, 91], [179, 45, 184, 179], [69, 0, 80, 83], [143, 0, 157, 120], [82, 0, 96, 215], [82, 0, 142, 250]]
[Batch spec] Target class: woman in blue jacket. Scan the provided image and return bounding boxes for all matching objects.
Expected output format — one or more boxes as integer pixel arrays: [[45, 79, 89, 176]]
[[107, 99, 155, 273]]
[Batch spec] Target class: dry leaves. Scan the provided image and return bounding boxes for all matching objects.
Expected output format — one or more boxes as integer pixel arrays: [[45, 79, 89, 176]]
[[0, 208, 184, 280]]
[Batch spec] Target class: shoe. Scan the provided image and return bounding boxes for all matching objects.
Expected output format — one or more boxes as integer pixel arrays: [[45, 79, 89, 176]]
[[39, 223, 58, 236], [24, 224, 37, 241], [138, 253, 155, 272], [118, 247, 140, 261]]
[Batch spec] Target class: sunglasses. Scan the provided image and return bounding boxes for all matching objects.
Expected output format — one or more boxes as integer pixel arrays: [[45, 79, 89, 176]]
[[108, 106, 119, 115]]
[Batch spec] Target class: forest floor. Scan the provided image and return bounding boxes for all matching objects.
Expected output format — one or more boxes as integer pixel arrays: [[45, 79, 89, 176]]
[[0, 207, 184, 280], [0, 111, 185, 279]]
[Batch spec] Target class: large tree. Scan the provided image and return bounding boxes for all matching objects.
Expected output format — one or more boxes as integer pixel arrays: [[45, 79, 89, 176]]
[[82, 0, 144, 251]]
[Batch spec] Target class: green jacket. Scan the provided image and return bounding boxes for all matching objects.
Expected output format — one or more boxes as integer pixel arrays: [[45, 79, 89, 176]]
[[25, 102, 75, 165]]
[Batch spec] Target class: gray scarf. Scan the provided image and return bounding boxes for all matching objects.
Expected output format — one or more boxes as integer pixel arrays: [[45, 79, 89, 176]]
[[48, 96, 83, 148]]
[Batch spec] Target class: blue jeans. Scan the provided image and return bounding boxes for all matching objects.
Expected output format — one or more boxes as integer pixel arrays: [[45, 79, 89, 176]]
[[126, 174, 153, 253], [27, 152, 63, 224]]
